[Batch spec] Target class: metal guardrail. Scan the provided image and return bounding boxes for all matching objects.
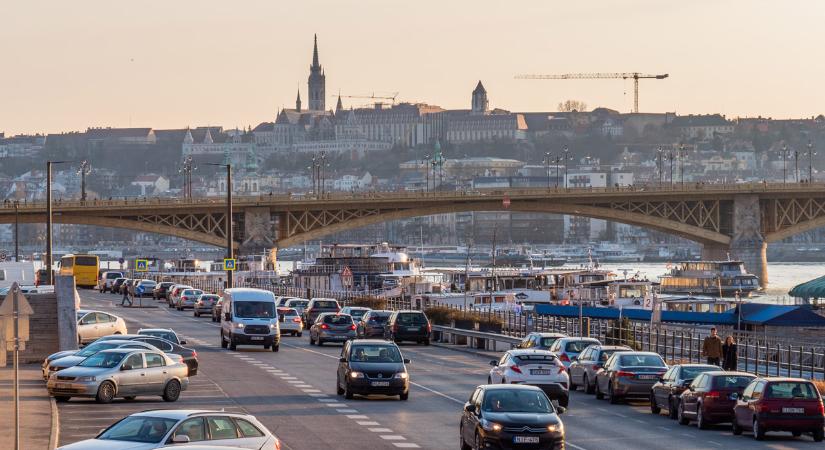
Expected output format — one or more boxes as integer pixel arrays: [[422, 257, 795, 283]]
[[432, 325, 522, 345]]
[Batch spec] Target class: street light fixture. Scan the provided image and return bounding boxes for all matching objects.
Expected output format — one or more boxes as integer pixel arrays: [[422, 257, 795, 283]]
[[77, 160, 92, 201], [179, 156, 196, 199], [807, 140, 817, 182], [781, 145, 789, 185], [666, 149, 675, 187], [543, 152, 551, 188], [46, 160, 73, 285], [205, 163, 233, 289], [794, 148, 800, 183], [563, 146, 570, 189], [679, 144, 686, 187], [656, 146, 664, 184]]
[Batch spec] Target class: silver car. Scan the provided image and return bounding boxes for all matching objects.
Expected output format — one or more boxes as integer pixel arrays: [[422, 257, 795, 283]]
[[194, 294, 220, 317], [45, 340, 159, 380], [47, 349, 189, 403], [277, 307, 304, 336], [309, 312, 356, 346]]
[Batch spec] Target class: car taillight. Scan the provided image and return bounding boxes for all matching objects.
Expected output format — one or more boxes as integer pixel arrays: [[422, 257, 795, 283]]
[[705, 391, 721, 399], [558, 366, 566, 374], [616, 371, 634, 378], [349, 324, 357, 330], [274, 437, 281, 450], [292, 317, 302, 323], [818, 400, 824, 415], [191, 350, 197, 358], [320, 324, 330, 330], [510, 365, 522, 374], [559, 354, 570, 363], [427, 323, 432, 333], [759, 404, 773, 413]]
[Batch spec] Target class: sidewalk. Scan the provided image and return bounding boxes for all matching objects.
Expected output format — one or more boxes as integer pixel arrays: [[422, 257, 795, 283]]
[[0, 364, 56, 450]]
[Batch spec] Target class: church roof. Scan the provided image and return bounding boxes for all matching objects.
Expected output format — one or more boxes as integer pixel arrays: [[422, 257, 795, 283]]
[[473, 80, 486, 95], [253, 122, 274, 132]]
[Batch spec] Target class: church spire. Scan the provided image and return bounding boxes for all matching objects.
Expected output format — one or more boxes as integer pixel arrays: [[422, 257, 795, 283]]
[[312, 33, 320, 69], [336, 93, 344, 114], [308, 34, 326, 111], [296, 89, 302, 112]]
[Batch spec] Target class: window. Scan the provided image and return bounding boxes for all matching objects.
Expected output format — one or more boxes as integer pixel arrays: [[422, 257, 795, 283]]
[[141, 338, 173, 352], [145, 353, 165, 368], [207, 417, 238, 440], [539, 337, 561, 348], [0, 270, 5, 281], [766, 382, 818, 399], [681, 366, 718, 381], [123, 353, 143, 369], [713, 376, 755, 390], [234, 419, 264, 438], [99, 416, 178, 444], [349, 345, 402, 363], [618, 354, 666, 368], [662, 368, 675, 382], [565, 340, 597, 353], [324, 315, 353, 325], [173, 418, 206, 442], [751, 381, 765, 400], [75, 256, 98, 266], [742, 381, 757, 400], [80, 313, 97, 325], [95, 313, 111, 323]]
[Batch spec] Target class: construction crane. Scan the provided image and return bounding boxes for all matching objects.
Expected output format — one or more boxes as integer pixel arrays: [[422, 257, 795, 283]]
[[514, 73, 668, 113], [340, 92, 400, 105]]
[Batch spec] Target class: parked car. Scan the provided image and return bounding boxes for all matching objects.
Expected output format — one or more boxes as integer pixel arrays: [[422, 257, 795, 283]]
[[677, 371, 756, 428], [732, 377, 824, 441], [340, 306, 371, 326], [384, 310, 431, 345], [336, 339, 410, 400], [357, 310, 393, 338], [310, 312, 356, 346], [58, 410, 281, 449], [194, 294, 220, 317], [44, 340, 159, 379], [167, 285, 193, 308], [47, 349, 188, 403], [303, 298, 340, 325], [489, 349, 569, 407], [460, 385, 565, 450], [595, 351, 667, 404], [547, 337, 601, 368], [651, 363, 721, 419], [111, 277, 127, 295], [568, 344, 631, 394], [514, 332, 568, 351], [277, 307, 303, 336], [77, 310, 128, 345], [220, 288, 280, 352], [153, 281, 176, 300], [138, 328, 185, 345], [285, 298, 309, 316], [97, 334, 199, 376], [99, 271, 124, 293], [211, 298, 224, 322], [134, 279, 157, 297]]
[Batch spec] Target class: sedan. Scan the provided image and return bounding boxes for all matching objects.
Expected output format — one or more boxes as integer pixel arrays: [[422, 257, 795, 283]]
[[568, 344, 630, 394], [194, 294, 220, 317], [336, 340, 410, 400], [77, 310, 128, 345], [340, 306, 371, 327], [650, 363, 720, 419], [153, 281, 176, 300], [460, 385, 565, 450], [176, 289, 204, 310], [47, 349, 188, 403], [489, 350, 569, 407], [58, 409, 281, 450], [309, 313, 356, 346], [548, 337, 600, 368], [595, 351, 667, 404], [277, 307, 304, 336], [96, 334, 199, 377], [677, 371, 756, 428], [45, 340, 160, 379], [357, 310, 392, 338]]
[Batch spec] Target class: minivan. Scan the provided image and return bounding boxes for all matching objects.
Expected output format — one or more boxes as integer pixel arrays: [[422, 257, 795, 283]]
[[384, 310, 431, 345], [220, 288, 280, 352], [99, 271, 124, 293]]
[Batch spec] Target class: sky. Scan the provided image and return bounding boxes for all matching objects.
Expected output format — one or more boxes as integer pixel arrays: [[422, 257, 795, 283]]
[[2, 0, 825, 135]]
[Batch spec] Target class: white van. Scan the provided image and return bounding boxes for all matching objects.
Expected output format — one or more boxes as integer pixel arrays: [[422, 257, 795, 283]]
[[0, 262, 36, 289], [220, 288, 280, 352], [99, 271, 124, 293]]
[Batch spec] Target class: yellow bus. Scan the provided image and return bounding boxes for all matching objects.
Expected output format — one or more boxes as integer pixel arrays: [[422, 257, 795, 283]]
[[59, 254, 100, 288]]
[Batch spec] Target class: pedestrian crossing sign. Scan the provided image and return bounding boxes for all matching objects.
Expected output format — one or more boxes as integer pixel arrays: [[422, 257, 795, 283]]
[[135, 259, 148, 272], [223, 258, 237, 271]]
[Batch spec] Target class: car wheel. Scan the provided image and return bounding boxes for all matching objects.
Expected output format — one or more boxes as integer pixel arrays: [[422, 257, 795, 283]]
[[677, 401, 690, 425], [220, 332, 227, 349], [54, 396, 70, 403], [584, 375, 595, 395], [162, 379, 181, 402], [487, 377, 492, 384], [650, 394, 661, 414], [668, 397, 679, 420], [317, 339, 324, 346], [194, 312, 199, 317], [400, 391, 409, 401], [608, 384, 620, 405], [813, 428, 824, 442], [696, 405, 708, 430], [792, 431, 802, 437], [229, 336, 237, 351], [559, 395, 569, 408], [753, 419, 765, 441], [272, 344, 279, 352], [732, 418, 742, 435], [460, 425, 471, 450], [123, 396, 136, 401], [337, 376, 345, 395], [95, 381, 115, 404], [77, 335, 82, 346], [264, 345, 271, 350], [595, 381, 604, 400]]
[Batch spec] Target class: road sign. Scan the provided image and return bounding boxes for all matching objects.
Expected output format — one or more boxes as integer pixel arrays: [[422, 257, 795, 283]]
[[118, 257, 125, 264], [341, 266, 353, 289], [135, 259, 149, 272], [223, 258, 237, 271], [0, 283, 33, 350]]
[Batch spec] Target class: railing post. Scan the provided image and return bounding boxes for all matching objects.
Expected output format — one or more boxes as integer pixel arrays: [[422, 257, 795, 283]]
[[679, 331, 684, 363]]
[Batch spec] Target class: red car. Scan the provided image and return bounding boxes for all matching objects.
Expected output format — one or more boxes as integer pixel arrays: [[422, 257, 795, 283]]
[[732, 377, 824, 441], [677, 371, 756, 428]]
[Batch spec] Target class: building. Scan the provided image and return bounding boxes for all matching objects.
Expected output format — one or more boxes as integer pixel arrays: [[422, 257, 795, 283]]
[[130, 174, 170, 196], [672, 114, 734, 139], [308, 34, 326, 111]]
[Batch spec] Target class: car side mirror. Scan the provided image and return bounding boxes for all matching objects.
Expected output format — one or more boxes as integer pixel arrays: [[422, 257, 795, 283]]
[[464, 403, 476, 414], [339, 357, 347, 362], [179, 339, 187, 345], [171, 435, 191, 444], [121, 364, 132, 371], [489, 360, 498, 366], [556, 406, 566, 415], [403, 358, 411, 364]]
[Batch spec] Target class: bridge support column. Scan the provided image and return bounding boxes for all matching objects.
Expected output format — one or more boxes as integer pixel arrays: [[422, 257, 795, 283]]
[[239, 207, 276, 255], [729, 195, 768, 289]]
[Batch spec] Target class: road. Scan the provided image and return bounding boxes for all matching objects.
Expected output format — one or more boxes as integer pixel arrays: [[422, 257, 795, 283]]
[[57, 290, 819, 449]]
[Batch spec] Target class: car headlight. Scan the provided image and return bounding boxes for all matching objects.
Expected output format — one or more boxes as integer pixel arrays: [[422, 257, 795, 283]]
[[235, 323, 245, 329], [393, 372, 408, 379], [270, 323, 278, 329], [76, 376, 96, 382], [480, 419, 502, 432], [547, 423, 563, 433], [350, 371, 364, 379]]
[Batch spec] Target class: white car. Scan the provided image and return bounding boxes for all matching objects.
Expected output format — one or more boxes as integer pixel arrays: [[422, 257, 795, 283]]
[[488, 349, 570, 407], [547, 337, 601, 368], [58, 409, 282, 449], [77, 309, 128, 345], [277, 307, 303, 336]]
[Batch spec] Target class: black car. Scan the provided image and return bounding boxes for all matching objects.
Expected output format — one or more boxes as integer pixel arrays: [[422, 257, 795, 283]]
[[95, 334, 199, 376], [650, 363, 720, 419], [153, 282, 176, 300], [336, 339, 410, 400], [111, 278, 127, 295], [357, 310, 393, 338], [384, 310, 431, 345], [460, 385, 565, 450]]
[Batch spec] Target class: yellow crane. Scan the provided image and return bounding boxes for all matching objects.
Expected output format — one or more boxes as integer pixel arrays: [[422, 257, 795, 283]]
[[514, 72, 669, 113]]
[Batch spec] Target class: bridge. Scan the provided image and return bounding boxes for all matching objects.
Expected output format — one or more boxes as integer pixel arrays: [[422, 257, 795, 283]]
[[4, 183, 825, 287]]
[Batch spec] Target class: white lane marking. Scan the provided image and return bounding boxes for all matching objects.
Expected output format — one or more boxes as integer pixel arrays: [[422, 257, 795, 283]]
[[280, 376, 298, 380], [392, 444, 420, 448], [287, 380, 303, 384], [657, 426, 670, 431], [566, 443, 588, 450], [633, 419, 645, 424], [357, 421, 380, 426], [380, 435, 406, 441], [369, 428, 393, 433], [308, 394, 328, 398], [326, 403, 346, 407], [707, 442, 722, 447], [295, 384, 313, 388], [347, 415, 370, 419], [302, 389, 322, 393], [336, 409, 359, 413]]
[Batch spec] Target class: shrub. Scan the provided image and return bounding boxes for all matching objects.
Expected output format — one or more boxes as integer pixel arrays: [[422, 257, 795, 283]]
[[349, 296, 387, 310], [424, 306, 455, 325]]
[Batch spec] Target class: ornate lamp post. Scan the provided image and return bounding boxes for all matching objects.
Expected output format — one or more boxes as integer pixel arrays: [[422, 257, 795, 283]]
[[679, 144, 686, 187], [563, 146, 570, 189], [77, 160, 92, 201], [781, 145, 789, 184], [543, 152, 551, 188], [656, 146, 664, 184], [807, 140, 817, 182], [179, 155, 196, 199]]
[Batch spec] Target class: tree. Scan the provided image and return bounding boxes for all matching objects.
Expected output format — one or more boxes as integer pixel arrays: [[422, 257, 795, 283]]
[[558, 100, 588, 113]]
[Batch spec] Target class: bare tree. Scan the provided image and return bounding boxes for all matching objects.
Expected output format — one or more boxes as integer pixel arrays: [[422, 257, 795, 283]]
[[557, 100, 588, 112]]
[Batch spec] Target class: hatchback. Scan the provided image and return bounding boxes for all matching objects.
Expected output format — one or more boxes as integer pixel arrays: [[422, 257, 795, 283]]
[[303, 298, 341, 325], [732, 377, 824, 441], [58, 409, 281, 449], [277, 307, 304, 336], [337, 339, 410, 400], [489, 349, 569, 407], [285, 299, 309, 316], [357, 310, 393, 338], [595, 351, 667, 404], [514, 332, 568, 351], [153, 281, 176, 300], [548, 337, 601, 368], [341, 306, 371, 326], [97, 334, 199, 377], [45, 340, 159, 379], [384, 310, 431, 345], [194, 294, 220, 317], [651, 363, 721, 419], [167, 285, 193, 307], [568, 344, 631, 394], [177, 289, 204, 310], [677, 371, 756, 428], [77, 310, 128, 345], [135, 279, 157, 297], [310, 313, 356, 346]]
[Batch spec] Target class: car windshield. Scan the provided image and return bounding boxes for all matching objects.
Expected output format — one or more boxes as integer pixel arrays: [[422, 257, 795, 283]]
[[76, 342, 121, 357], [288, 301, 308, 307], [515, 354, 558, 364], [349, 309, 368, 318], [324, 314, 353, 325], [565, 340, 596, 353], [79, 351, 128, 368], [140, 331, 176, 342], [713, 375, 755, 389], [482, 389, 554, 413], [313, 300, 338, 308], [235, 301, 275, 318], [766, 382, 819, 399], [350, 345, 403, 363], [201, 295, 219, 301], [681, 366, 719, 379], [369, 314, 391, 323], [183, 290, 202, 296], [397, 313, 427, 325], [538, 337, 561, 347], [619, 354, 666, 367], [98, 416, 179, 443]]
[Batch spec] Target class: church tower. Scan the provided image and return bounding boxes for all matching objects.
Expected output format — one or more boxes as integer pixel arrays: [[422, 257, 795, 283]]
[[471, 80, 489, 115], [295, 89, 302, 112], [308, 34, 326, 111]]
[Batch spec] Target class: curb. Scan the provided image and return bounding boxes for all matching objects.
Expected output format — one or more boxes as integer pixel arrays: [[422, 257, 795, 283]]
[[431, 342, 502, 359], [48, 396, 59, 450]]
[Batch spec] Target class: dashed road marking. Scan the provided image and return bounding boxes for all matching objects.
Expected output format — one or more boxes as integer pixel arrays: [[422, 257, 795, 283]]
[[369, 428, 393, 433], [380, 435, 406, 441], [357, 421, 380, 426], [392, 443, 420, 448]]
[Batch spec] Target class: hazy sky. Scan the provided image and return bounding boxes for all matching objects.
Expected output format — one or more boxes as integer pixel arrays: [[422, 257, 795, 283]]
[[3, 1, 824, 135]]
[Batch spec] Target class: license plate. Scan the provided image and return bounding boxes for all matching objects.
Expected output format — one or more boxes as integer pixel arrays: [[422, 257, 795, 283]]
[[530, 369, 552, 375], [407, 327, 419, 331], [783, 407, 804, 414], [513, 436, 540, 444], [250, 336, 264, 341], [371, 381, 390, 387], [637, 374, 657, 380], [55, 383, 71, 389]]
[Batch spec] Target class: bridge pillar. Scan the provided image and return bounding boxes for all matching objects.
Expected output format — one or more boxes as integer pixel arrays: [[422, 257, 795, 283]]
[[239, 207, 276, 255], [729, 195, 768, 289]]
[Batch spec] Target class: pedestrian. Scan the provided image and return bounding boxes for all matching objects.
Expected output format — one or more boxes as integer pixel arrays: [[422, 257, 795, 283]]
[[702, 327, 723, 366], [121, 282, 132, 307], [722, 335, 738, 371]]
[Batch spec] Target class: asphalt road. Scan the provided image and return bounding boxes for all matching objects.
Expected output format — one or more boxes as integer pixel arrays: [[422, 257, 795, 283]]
[[57, 290, 819, 449]]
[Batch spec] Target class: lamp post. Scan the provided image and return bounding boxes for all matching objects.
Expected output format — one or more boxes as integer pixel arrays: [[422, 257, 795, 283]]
[[807, 140, 816, 182], [563, 146, 570, 189], [206, 163, 233, 289], [794, 148, 800, 183], [679, 144, 686, 187], [781, 145, 789, 184], [424, 155, 431, 193], [77, 160, 92, 201], [553, 155, 562, 188], [46, 160, 72, 284], [319, 151, 327, 196], [656, 146, 664, 184], [14, 201, 19, 262], [179, 156, 195, 199], [667, 149, 674, 187], [544, 152, 551, 188]]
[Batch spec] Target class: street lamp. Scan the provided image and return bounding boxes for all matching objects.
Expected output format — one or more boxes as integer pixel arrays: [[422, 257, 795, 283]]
[[807, 140, 817, 182], [77, 160, 92, 201], [794, 148, 800, 183], [679, 144, 686, 187], [46, 160, 73, 284], [563, 146, 570, 189], [206, 163, 233, 289], [14, 201, 19, 262], [781, 145, 789, 184], [424, 155, 431, 193], [179, 156, 196, 199], [656, 146, 664, 184], [543, 152, 551, 188], [667, 149, 675, 187]]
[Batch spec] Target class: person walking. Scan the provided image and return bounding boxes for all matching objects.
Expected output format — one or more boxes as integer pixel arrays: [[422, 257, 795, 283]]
[[722, 335, 738, 371], [702, 327, 723, 366], [121, 281, 132, 307]]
